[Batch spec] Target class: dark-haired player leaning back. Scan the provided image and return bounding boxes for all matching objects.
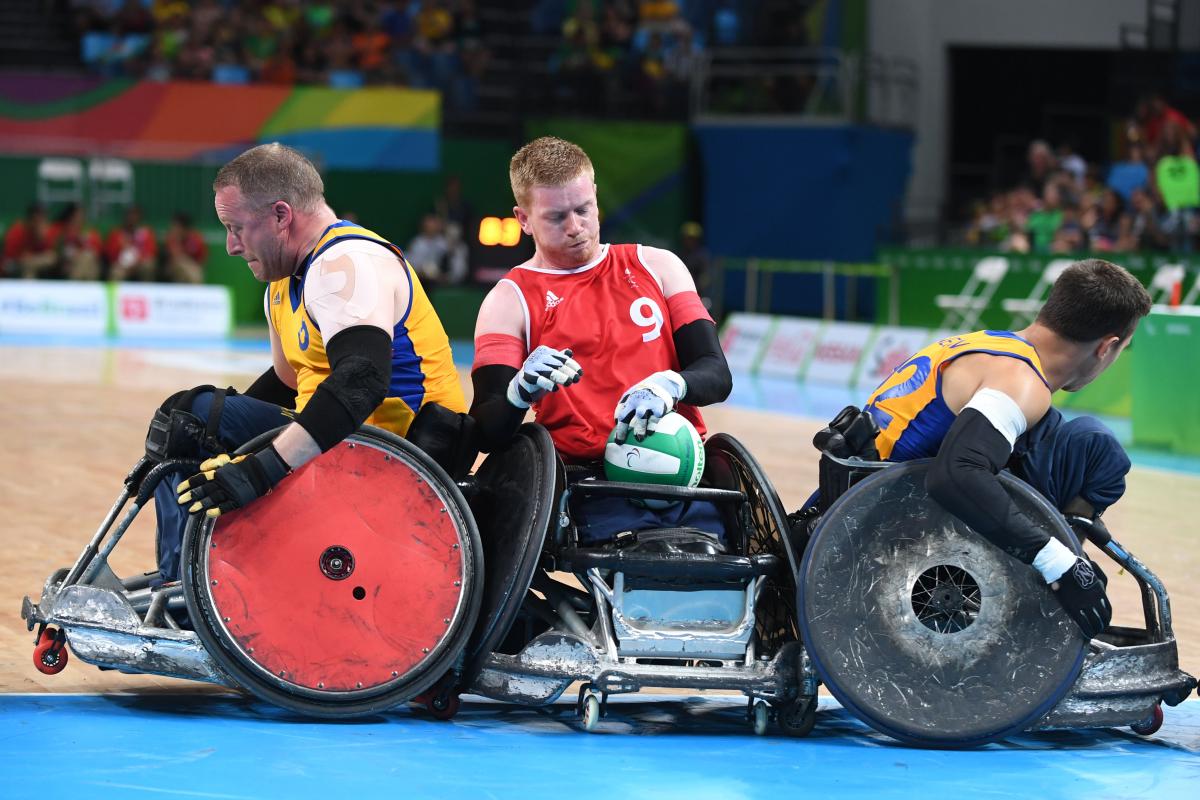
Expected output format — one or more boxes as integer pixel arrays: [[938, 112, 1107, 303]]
[[806, 259, 1151, 640]]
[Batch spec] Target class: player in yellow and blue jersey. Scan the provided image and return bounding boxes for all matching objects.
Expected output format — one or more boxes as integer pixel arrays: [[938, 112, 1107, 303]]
[[800, 259, 1152, 641], [148, 143, 465, 584]]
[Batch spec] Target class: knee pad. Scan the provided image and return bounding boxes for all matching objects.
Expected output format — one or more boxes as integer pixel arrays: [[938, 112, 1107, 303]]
[[145, 385, 237, 462]]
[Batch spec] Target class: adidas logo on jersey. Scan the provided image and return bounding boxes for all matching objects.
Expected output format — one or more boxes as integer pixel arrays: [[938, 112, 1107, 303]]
[[272, 291, 282, 306], [545, 290, 563, 311]]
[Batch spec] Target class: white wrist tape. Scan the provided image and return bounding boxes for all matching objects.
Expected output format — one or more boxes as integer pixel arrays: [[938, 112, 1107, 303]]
[[1033, 537, 1078, 584], [962, 388, 1027, 449]]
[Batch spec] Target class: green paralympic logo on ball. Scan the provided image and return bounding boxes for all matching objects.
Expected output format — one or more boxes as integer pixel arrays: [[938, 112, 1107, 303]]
[[603, 412, 705, 495]]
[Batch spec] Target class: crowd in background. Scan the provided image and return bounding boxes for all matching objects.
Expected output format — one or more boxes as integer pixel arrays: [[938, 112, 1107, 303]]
[[70, 0, 823, 119], [2, 202, 207, 283], [965, 93, 1200, 254], [71, 0, 490, 110], [538, 0, 820, 117]]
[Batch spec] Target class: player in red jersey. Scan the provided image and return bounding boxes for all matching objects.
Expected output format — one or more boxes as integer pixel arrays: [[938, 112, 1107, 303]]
[[469, 136, 733, 542]]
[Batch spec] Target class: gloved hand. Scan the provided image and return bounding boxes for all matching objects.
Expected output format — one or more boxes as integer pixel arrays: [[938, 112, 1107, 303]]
[[506, 346, 582, 409], [1050, 556, 1112, 640], [613, 370, 686, 444], [176, 445, 291, 518]]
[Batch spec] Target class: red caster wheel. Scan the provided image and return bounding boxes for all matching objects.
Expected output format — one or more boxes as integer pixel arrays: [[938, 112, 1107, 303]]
[[33, 628, 68, 675], [1130, 704, 1163, 736], [424, 691, 460, 720]]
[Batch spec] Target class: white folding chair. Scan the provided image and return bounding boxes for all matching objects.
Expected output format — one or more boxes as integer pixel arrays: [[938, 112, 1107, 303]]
[[1001, 258, 1073, 329], [1147, 263, 1186, 311], [1179, 266, 1200, 309], [36, 158, 85, 207], [88, 157, 134, 219], [935, 256, 1009, 330]]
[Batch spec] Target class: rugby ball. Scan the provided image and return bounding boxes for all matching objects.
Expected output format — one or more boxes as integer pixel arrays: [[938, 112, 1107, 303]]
[[603, 412, 705, 490]]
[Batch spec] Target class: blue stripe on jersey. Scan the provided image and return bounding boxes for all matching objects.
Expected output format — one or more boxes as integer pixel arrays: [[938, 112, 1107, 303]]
[[389, 320, 427, 412], [891, 395, 956, 460]]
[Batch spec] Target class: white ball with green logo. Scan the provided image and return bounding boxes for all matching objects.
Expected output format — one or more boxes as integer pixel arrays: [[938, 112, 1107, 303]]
[[603, 412, 705, 493]]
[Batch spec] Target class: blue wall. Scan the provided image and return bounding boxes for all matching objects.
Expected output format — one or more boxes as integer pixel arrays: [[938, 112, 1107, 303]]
[[694, 125, 913, 261]]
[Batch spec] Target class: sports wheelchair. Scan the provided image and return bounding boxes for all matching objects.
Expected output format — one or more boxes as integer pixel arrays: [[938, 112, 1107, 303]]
[[449, 424, 814, 735], [21, 422, 814, 734], [797, 449, 1197, 747]]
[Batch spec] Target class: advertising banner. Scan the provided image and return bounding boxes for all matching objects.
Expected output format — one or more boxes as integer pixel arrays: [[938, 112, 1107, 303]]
[[113, 283, 232, 338], [0, 280, 107, 335], [757, 318, 822, 380], [805, 322, 874, 386], [719, 313, 775, 373]]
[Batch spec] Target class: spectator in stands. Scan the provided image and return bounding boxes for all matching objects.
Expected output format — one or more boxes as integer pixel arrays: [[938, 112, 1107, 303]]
[[1155, 120, 1200, 253], [1056, 142, 1086, 191], [259, 33, 299, 84], [406, 212, 450, 286], [105, 205, 158, 281], [50, 203, 103, 281], [1026, 182, 1064, 253], [2, 203, 57, 280], [1086, 189, 1127, 252], [1126, 187, 1170, 252], [1023, 140, 1056, 196], [1050, 203, 1085, 254], [1106, 141, 1150, 204], [1136, 92, 1197, 160], [163, 211, 208, 284]]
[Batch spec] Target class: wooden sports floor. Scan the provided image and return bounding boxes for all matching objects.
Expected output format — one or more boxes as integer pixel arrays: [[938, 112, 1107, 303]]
[[2, 341, 1198, 694]]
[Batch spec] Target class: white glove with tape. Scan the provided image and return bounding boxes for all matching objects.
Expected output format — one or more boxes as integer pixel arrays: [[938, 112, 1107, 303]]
[[506, 346, 583, 409], [613, 370, 686, 444]]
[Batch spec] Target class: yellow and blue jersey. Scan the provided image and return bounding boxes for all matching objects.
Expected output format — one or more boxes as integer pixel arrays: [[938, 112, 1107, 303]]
[[267, 221, 466, 437], [865, 330, 1048, 460]]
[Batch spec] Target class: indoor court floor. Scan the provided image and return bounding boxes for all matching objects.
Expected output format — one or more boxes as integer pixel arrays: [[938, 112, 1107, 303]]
[[2, 337, 1198, 798]]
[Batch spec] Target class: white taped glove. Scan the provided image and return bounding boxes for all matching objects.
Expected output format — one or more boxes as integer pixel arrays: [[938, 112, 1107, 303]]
[[506, 346, 583, 409], [613, 370, 686, 444]]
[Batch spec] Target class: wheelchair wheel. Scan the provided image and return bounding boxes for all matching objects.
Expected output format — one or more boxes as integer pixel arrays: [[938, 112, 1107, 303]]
[[799, 460, 1086, 747], [704, 433, 801, 656], [460, 423, 561, 688], [182, 426, 483, 718]]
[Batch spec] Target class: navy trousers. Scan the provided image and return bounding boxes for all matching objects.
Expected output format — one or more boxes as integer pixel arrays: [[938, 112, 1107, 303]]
[[153, 390, 291, 583], [1010, 407, 1130, 515]]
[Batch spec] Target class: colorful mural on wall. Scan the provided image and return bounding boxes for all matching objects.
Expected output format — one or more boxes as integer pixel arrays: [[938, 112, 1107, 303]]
[[0, 76, 439, 170]]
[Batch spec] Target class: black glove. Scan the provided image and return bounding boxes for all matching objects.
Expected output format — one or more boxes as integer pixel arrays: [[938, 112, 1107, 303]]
[[176, 445, 291, 518], [1051, 557, 1112, 640]]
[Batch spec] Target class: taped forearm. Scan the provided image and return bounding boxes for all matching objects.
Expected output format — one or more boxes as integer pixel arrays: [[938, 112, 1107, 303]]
[[295, 325, 392, 452], [673, 319, 732, 407], [926, 407, 1050, 563], [469, 364, 527, 453]]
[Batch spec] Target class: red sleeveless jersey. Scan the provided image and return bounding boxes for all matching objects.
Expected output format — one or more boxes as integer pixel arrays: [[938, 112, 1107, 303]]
[[501, 243, 706, 461]]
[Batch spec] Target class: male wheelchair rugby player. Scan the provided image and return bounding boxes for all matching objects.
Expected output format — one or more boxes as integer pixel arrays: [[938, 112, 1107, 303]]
[[789, 260, 1196, 746]]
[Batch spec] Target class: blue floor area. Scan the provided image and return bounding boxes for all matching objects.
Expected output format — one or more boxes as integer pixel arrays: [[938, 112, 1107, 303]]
[[2, 694, 1197, 799]]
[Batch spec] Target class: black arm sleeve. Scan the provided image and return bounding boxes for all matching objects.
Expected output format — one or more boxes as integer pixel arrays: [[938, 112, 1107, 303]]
[[468, 364, 527, 454], [244, 367, 298, 409], [673, 319, 732, 407], [925, 408, 1050, 563], [294, 325, 392, 452]]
